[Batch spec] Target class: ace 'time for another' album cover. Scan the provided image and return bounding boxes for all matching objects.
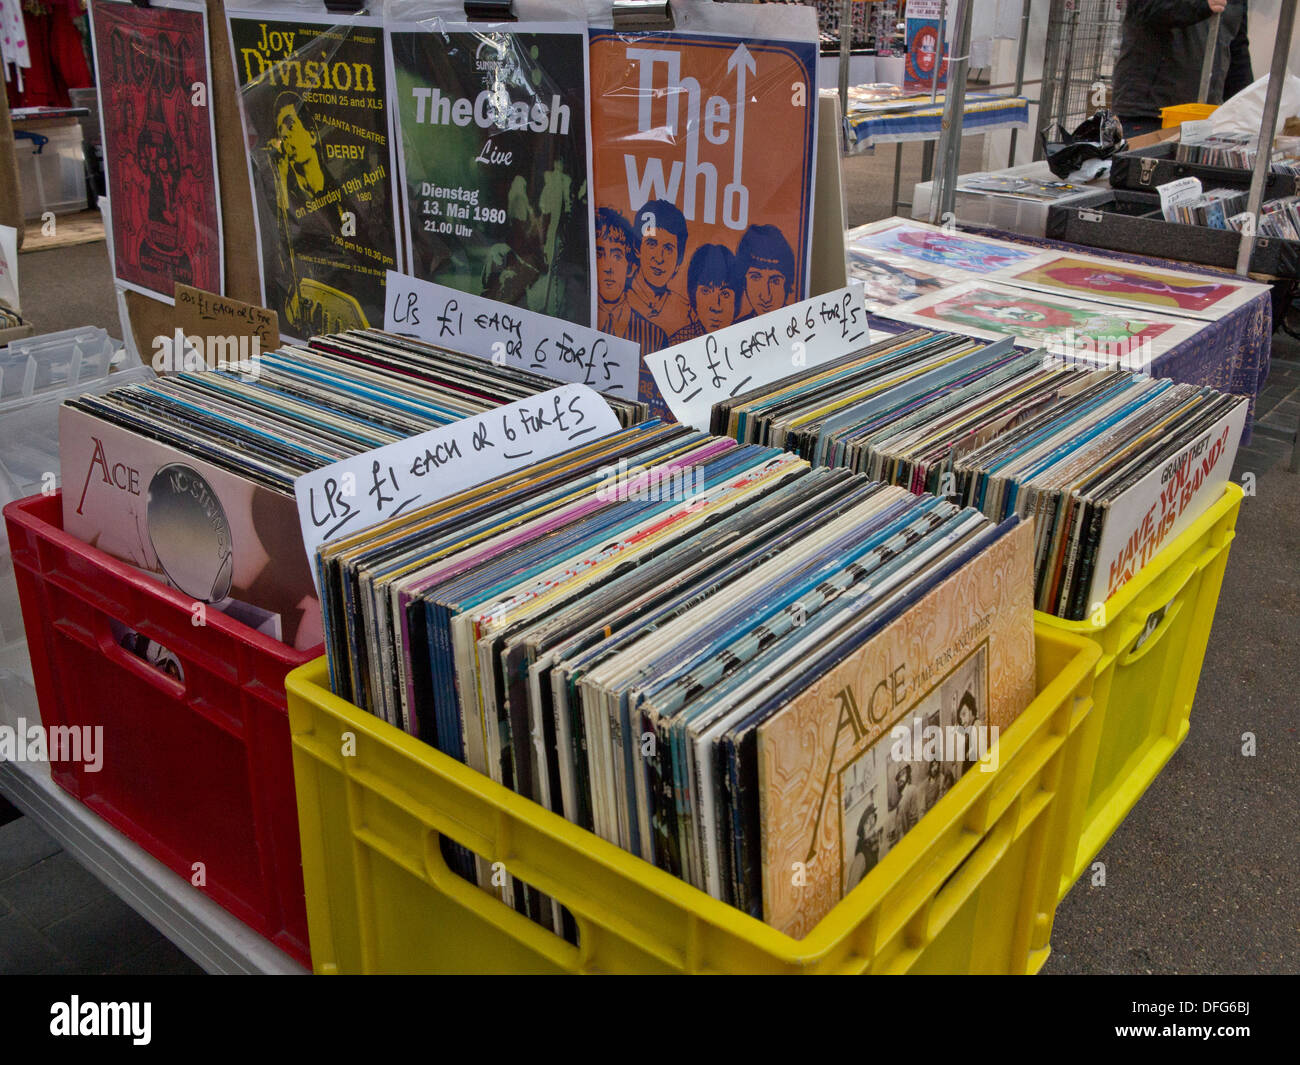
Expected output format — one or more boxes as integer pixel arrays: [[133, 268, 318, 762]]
[[228, 11, 399, 340], [89, 0, 224, 301]]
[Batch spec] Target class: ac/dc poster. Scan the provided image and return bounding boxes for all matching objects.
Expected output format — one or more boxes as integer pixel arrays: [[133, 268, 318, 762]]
[[89, 0, 223, 301], [228, 14, 398, 339], [588, 25, 817, 411], [389, 22, 593, 328]]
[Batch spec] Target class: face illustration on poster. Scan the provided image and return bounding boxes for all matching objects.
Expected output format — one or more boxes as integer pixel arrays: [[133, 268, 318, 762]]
[[597, 203, 799, 355]]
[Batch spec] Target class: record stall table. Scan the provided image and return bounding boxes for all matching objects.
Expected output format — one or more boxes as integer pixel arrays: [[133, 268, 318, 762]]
[[865, 225, 1274, 443]]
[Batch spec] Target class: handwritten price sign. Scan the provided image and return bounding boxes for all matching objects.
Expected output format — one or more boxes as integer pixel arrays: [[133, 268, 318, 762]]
[[293, 383, 621, 586], [645, 284, 871, 430], [384, 270, 640, 397]]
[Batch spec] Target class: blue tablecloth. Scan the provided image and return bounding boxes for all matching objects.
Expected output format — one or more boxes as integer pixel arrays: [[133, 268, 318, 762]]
[[870, 225, 1274, 443], [844, 93, 1030, 152]]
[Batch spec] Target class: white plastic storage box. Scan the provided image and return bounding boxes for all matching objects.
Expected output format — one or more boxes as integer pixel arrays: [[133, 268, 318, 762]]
[[13, 119, 88, 219], [0, 328, 150, 681], [912, 160, 1099, 237]]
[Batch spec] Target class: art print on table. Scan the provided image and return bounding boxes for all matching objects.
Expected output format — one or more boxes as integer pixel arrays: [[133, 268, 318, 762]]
[[388, 22, 593, 328], [850, 219, 1043, 274], [990, 253, 1265, 321], [884, 279, 1202, 363], [588, 24, 818, 415], [90, 0, 223, 301], [846, 241, 956, 309], [229, 14, 398, 340]]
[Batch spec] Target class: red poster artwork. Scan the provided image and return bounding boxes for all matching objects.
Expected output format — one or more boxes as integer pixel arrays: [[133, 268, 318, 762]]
[[90, 0, 222, 300]]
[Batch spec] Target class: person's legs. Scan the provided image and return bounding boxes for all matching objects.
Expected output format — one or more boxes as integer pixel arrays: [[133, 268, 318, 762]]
[[1118, 114, 1163, 140]]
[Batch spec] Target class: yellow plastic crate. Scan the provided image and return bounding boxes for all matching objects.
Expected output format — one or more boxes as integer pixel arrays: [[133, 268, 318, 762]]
[[1037, 482, 1243, 900], [1160, 102, 1219, 128], [286, 629, 1098, 974]]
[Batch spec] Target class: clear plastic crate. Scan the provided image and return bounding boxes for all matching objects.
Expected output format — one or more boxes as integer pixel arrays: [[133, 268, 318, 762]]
[[912, 160, 1099, 237], [0, 327, 152, 664], [14, 121, 88, 219]]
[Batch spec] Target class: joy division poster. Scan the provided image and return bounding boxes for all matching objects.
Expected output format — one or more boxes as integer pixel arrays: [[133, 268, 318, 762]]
[[388, 21, 593, 328], [587, 24, 818, 375], [89, 0, 223, 301], [228, 13, 398, 339]]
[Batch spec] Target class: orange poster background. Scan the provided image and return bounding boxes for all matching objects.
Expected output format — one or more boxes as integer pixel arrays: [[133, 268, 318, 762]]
[[588, 29, 817, 365]]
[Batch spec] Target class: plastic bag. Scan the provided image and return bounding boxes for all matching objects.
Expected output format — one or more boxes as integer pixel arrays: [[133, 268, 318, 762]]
[[1040, 109, 1127, 180], [387, 0, 596, 328], [1208, 72, 1300, 136]]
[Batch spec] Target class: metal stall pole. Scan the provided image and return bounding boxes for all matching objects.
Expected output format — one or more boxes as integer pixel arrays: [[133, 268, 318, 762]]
[[839, 0, 855, 121], [930, 0, 974, 224], [1007, 0, 1033, 167], [1236, 4, 1294, 279], [1197, 12, 1222, 104], [921, 0, 949, 182]]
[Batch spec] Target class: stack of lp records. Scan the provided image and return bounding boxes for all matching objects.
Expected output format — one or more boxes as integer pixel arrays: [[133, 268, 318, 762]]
[[317, 418, 1036, 937]]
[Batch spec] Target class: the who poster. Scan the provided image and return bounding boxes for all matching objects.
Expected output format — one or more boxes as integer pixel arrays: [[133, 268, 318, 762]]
[[588, 25, 818, 389], [388, 22, 593, 328], [89, 0, 223, 300], [228, 14, 398, 339]]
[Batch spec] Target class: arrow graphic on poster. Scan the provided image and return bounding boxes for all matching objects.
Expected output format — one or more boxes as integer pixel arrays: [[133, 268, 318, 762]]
[[724, 42, 756, 229]]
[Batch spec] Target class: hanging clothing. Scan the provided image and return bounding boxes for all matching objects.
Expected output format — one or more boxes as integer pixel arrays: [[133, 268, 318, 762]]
[[5, 5, 90, 109], [0, 0, 31, 88]]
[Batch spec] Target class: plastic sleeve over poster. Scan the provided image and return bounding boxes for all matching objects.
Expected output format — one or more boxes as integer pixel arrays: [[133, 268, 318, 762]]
[[585, 3, 819, 417], [385, 0, 596, 331], [226, 2, 400, 340], [88, 0, 224, 303]]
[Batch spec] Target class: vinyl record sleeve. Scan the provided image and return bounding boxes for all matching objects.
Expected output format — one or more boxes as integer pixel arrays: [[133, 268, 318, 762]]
[[89, 0, 224, 301], [757, 519, 1036, 937], [228, 11, 400, 339]]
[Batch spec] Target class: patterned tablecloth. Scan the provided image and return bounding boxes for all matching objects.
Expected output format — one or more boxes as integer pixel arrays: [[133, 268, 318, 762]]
[[869, 225, 1275, 443], [844, 93, 1030, 153]]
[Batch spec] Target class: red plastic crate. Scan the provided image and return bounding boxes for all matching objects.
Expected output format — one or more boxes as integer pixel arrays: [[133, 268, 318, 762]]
[[3, 491, 317, 966]]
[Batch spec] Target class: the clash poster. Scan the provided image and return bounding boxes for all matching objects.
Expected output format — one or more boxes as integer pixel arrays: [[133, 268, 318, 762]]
[[389, 22, 593, 328], [228, 13, 398, 339], [89, 0, 223, 301], [588, 23, 818, 408]]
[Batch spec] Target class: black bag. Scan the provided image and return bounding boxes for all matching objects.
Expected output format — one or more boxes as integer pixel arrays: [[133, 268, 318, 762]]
[[1040, 109, 1127, 179]]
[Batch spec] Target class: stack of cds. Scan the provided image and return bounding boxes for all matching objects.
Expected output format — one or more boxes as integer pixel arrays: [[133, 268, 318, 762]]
[[317, 419, 1037, 936], [1176, 130, 1300, 176], [1228, 195, 1300, 239], [1167, 187, 1248, 229], [713, 331, 1248, 620]]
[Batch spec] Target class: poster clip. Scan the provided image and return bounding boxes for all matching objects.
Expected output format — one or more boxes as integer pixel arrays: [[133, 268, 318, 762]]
[[128, 0, 152, 8], [612, 1, 674, 31], [464, 1, 516, 20], [322, 1, 367, 13]]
